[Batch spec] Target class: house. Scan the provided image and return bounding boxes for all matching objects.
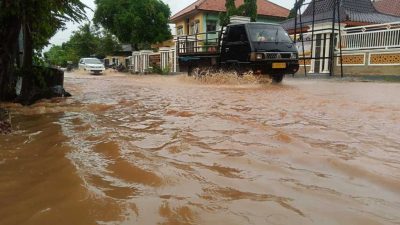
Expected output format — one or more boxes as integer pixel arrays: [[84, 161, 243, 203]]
[[282, 0, 400, 32], [170, 0, 290, 36], [104, 44, 133, 68], [279, 0, 400, 76], [373, 0, 400, 17]]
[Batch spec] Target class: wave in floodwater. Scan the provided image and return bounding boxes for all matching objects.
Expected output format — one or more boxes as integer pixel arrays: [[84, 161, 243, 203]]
[[0, 73, 400, 225]]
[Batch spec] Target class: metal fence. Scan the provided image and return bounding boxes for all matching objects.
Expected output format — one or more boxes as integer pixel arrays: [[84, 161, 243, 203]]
[[341, 22, 400, 50]]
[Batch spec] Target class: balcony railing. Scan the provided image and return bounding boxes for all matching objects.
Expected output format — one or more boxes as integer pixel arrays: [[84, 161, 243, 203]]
[[176, 31, 221, 55], [341, 22, 400, 50]]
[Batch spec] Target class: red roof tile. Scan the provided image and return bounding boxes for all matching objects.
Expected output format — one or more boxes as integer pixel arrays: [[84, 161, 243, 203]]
[[374, 0, 400, 16], [170, 0, 289, 22]]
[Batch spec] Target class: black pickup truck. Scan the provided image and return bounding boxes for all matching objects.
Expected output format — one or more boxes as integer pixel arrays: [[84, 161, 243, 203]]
[[177, 22, 299, 83]]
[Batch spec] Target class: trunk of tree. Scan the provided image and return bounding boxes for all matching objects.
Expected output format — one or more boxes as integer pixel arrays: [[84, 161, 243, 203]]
[[19, 20, 34, 101], [0, 15, 21, 101]]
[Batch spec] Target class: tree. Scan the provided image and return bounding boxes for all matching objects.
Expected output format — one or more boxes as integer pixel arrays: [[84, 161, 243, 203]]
[[66, 24, 101, 58], [94, 0, 171, 50], [44, 24, 121, 66], [219, 0, 238, 26], [288, 0, 306, 19], [242, 0, 257, 22], [0, 0, 87, 101], [219, 0, 258, 26], [97, 31, 121, 58]]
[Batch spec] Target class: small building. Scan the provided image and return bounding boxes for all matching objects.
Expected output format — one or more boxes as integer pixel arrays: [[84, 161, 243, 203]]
[[104, 44, 133, 68], [170, 0, 290, 36]]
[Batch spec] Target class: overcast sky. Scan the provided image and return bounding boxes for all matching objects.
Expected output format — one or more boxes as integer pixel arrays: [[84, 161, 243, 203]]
[[48, 0, 295, 48]]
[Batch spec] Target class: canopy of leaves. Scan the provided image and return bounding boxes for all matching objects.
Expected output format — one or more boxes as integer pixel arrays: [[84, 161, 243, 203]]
[[94, 0, 171, 50], [242, 0, 257, 22], [0, 0, 87, 99], [0, 0, 87, 51], [44, 23, 121, 67], [219, 0, 257, 26]]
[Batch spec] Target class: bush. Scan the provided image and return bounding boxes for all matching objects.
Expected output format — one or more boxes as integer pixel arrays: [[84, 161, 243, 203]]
[[149, 63, 169, 75]]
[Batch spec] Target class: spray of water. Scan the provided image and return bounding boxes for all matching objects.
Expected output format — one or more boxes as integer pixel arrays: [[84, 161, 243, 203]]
[[180, 70, 271, 85]]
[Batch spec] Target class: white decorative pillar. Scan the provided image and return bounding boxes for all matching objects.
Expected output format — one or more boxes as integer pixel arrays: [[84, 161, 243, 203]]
[[159, 47, 170, 71], [309, 34, 317, 74], [171, 47, 177, 73], [307, 22, 343, 75], [140, 50, 153, 73], [322, 33, 331, 73], [175, 41, 178, 72], [132, 51, 140, 73]]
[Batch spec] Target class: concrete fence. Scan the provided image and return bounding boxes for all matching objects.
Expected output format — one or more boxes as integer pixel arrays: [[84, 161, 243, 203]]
[[297, 22, 400, 76], [337, 22, 400, 76], [128, 47, 177, 74]]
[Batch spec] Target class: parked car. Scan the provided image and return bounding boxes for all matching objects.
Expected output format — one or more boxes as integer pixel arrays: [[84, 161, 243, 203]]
[[78, 58, 105, 75]]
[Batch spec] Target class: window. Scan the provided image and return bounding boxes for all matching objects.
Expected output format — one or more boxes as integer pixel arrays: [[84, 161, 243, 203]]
[[227, 25, 247, 42], [248, 24, 292, 43], [206, 20, 217, 32], [190, 20, 200, 34], [177, 26, 183, 36]]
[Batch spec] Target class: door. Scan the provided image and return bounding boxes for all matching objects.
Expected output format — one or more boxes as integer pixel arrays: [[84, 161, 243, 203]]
[[314, 34, 322, 73], [221, 25, 250, 63], [78, 59, 85, 69]]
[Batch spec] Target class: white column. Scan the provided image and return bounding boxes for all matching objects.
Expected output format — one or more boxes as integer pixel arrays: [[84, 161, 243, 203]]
[[159, 47, 170, 70], [132, 52, 140, 73], [309, 34, 317, 74], [171, 47, 177, 73], [322, 33, 331, 73], [140, 50, 153, 73]]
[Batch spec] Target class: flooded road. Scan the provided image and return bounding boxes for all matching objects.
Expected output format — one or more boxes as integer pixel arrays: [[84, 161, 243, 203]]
[[1, 73, 399, 225]]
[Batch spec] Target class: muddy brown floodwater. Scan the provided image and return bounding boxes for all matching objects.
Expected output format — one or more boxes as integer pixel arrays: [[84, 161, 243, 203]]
[[1, 72, 400, 225]]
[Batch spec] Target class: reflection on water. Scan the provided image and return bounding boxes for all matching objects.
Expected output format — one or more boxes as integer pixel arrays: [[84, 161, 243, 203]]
[[1, 73, 400, 225]]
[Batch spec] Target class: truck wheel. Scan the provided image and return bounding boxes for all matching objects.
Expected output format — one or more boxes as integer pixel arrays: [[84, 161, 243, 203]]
[[189, 67, 201, 77], [188, 66, 193, 76], [271, 74, 284, 83]]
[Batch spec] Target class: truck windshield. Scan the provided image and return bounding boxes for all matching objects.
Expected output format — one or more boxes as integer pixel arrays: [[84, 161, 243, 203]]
[[249, 25, 292, 43]]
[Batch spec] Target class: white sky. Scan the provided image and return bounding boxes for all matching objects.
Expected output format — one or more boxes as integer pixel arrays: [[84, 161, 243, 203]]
[[48, 0, 295, 48]]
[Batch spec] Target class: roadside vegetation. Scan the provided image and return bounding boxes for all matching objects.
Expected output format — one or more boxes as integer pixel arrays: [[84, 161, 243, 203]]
[[220, 0, 257, 26], [45, 24, 121, 67], [0, 0, 173, 105], [94, 0, 172, 50], [0, 0, 87, 102]]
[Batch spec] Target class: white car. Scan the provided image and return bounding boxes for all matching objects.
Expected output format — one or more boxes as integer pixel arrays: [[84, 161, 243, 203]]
[[79, 58, 105, 75]]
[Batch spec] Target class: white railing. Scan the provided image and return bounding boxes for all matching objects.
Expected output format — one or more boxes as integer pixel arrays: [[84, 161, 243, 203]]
[[341, 22, 400, 50]]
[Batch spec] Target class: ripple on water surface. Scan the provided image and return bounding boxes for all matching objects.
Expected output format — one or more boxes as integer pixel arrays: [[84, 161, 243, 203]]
[[1, 74, 400, 225]]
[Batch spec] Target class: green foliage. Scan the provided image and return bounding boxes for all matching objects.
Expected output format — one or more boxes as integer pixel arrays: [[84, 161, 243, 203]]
[[44, 45, 74, 67], [44, 23, 121, 67], [94, 0, 172, 50], [0, 0, 88, 100], [243, 0, 257, 22], [219, 0, 258, 26], [288, 0, 306, 19], [219, 0, 237, 26], [98, 31, 121, 57], [1, 0, 88, 51], [149, 63, 169, 75]]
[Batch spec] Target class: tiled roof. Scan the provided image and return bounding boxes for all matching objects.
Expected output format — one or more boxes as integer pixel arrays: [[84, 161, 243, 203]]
[[170, 0, 289, 22], [374, 0, 400, 16], [282, 0, 400, 30]]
